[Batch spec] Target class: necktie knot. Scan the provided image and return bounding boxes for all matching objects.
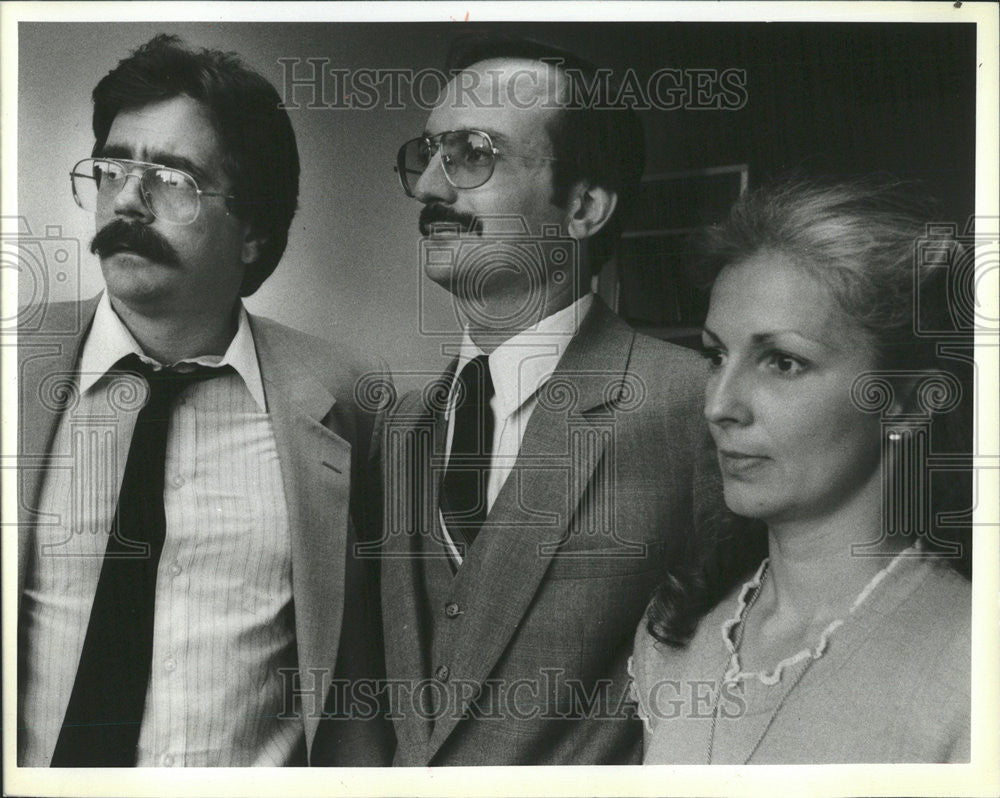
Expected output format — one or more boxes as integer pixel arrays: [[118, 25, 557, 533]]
[[455, 354, 495, 411], [116, 353, 233, 412]]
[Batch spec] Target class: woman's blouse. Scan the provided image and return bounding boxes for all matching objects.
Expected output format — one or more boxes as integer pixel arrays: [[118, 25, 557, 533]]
[[630, 553, 971, 764]]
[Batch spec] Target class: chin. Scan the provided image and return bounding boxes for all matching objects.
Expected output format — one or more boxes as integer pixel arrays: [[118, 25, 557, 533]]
[[422, 262, 456, 292], [721, 480, 780, 521], [102, 262, 176, 308]]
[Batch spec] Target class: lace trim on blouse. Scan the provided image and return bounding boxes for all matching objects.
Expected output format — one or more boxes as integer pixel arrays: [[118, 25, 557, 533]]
[[626, 655, 653, 733], [721, 546, 916, 686]]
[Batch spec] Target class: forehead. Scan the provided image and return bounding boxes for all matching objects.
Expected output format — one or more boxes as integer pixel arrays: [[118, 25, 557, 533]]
[[708, 251, 858, 343], [103, 95, 224, 174], [426, 58, 566, 147]]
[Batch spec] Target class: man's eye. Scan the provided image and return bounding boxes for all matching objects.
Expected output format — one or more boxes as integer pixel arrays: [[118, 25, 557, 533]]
[[700, 347, 724, 368], [417, 141, 435, 164], [465, 146, 491, 164], [96, 162, 125, 181], [150, 169, 183, 187]]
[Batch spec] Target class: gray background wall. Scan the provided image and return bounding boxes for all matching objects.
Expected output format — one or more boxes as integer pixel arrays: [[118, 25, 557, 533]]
[[17, 22, 975, 372]]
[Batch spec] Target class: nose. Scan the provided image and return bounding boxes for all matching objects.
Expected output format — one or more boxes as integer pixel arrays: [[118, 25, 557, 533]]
[[704, 361, 753, 429], [412, 149, 457, 205], [111, 171, 155, 222]]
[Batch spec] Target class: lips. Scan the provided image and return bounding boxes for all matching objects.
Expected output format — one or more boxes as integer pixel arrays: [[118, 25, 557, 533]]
[[418, 204, 482, 236], [717, 449, 770, 477], [426, 221, 464, 237]]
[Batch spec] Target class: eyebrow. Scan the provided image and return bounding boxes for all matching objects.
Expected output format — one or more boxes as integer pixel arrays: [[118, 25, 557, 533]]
[[422, 128, 511, 147], [97, 145, 214, 186], [702, 326, 832, 350]]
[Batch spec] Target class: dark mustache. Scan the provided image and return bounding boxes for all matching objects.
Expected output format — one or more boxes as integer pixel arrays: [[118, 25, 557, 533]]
[[418, 204, 483, 236], [90, 219, 181, 267]]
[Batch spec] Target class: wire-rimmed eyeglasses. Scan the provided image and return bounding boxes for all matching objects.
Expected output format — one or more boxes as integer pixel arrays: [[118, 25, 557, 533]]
[[70, 158, 235, 225], [395, 129, 563, 198]]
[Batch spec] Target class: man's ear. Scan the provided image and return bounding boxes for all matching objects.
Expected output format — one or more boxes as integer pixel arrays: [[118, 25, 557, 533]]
[[240, 223, 267, 266], [566, 180, 618, 240]]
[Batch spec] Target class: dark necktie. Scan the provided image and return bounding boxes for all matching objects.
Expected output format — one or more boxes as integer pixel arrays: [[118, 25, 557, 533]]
[[51, 354, 232, 767], [440, 355, 495, 556]]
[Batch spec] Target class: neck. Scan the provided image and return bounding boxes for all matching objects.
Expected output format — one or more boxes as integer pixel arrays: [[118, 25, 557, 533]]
[[758, 467, 909, 631], [464, 283, 586, 354], [109, 295, 240, 363]]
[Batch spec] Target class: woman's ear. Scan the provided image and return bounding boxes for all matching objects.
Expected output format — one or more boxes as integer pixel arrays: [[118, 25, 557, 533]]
[[890, 375, 921, 416], [566, 180, 618, 240]]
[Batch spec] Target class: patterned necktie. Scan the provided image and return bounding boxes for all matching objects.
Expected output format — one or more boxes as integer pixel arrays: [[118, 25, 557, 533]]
[[51, 354, 232, 767], [440, 355, 495, 556]]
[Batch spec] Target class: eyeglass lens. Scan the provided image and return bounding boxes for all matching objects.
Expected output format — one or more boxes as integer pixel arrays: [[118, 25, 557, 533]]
[[398, 131, 495, 194], [71, 159, 202, 224]]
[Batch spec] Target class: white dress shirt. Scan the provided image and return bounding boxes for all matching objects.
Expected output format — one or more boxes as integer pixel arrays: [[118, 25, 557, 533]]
[[440, 293, 594, 564], [19, 294, 300, 766]]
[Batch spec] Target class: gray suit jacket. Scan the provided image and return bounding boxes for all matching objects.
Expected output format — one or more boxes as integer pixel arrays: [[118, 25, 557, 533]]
[[378, 297, 723, 765], [15, 296, 393, 765]]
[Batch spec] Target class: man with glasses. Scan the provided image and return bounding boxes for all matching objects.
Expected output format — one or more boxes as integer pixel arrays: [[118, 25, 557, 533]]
[[17, 35, 391, 767], [381, 36, 726, 765]]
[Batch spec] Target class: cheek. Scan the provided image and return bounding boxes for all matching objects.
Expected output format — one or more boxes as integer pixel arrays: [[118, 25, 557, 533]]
[[185, 215, 246, 264], [764, 385, 879, 463], [484, 172, 564, 224], [781, 405, 882, 484]]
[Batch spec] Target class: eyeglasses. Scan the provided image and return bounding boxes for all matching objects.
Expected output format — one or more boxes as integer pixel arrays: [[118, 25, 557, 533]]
[[70, 158, 235, 225], [395, 129, 563, 197]]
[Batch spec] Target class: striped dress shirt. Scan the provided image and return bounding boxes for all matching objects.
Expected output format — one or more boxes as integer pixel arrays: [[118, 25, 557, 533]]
[[18, 294, 301, 766]]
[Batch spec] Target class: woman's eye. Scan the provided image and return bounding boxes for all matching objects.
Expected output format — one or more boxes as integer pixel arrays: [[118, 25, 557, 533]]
[[765, 352, 806, 376]]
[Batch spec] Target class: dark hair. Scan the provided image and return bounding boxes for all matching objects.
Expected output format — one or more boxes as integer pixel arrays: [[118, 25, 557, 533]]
[[648, 178, 974, 649], [446, 34, 645, 272], [92, 34, 299, 296]]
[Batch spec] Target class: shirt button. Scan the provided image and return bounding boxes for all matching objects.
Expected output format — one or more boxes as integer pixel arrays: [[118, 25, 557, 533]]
[[435, 664, 450, 682], [170, 475, 185, 489], [162, 753, 175, 766], [444, 602, 461, 618], [164, 657, 176, 673], [169, 562, 182, 577]]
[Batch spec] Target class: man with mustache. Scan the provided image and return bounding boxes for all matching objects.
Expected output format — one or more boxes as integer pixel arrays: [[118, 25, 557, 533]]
[[380, 36, 726, 764], [17, 35, 391, 766]]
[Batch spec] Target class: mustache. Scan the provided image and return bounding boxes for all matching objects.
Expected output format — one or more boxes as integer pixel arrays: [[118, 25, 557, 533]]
[[90, 219, 181, 267], [418, 204, 483, 236]]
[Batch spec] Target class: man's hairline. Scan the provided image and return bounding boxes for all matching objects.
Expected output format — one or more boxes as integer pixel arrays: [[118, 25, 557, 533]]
[[94, 93, 248, 208], [440, 56, 575, 189]]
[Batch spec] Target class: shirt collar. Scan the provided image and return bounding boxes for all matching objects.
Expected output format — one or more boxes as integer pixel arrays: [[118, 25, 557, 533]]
[[455, 293, 594, 420], [78, 293, 267, 411]]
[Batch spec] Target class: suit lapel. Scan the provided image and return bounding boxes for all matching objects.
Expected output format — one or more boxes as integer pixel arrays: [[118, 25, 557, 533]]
[[249, 316, 352, 758], [16, 297, 99, 603], [426, 299, 637, 757], [380, 370, 453, 758]]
